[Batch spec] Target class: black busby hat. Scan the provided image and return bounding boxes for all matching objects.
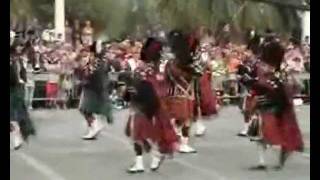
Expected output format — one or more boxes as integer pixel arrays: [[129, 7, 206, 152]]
[[140, 37, 163, 63], [168, 30, 193, 66], [261, 40, 285, 68]]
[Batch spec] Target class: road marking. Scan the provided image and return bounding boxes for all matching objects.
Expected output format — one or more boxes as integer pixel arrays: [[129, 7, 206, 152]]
[[101, 131, 229, 180], [195, 136, 311, 160], [173, 158, 227, 180], [15, 151, 67, 180], [302, 153, 310, 158]]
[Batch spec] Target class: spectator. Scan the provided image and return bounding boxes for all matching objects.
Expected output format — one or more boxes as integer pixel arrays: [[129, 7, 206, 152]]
[[81, 20, 94, 46], [58, 74, 73, 109], [284, 39, 305, 73], [65, 20, 73, 45], [22, 51, 35, 110], [210, 49, 227, 91], [72, 19, 82, 47], [42, 23, 55, 42]]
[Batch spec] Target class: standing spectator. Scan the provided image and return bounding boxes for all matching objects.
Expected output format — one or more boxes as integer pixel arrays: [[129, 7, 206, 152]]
[[46, 73, 59, 108], [226, 50, 241, 74], [303, 36, 310, 46], [74, 39, 84, 53], [65, 20, 73, 45], [72, 19, 81, 47], [81, 20, 94, 47], [225, 49, 241, 96], [210, 49, 227, 91], [44, 50, 61, 108], [23, 56, 35, 110], [58, 73, 73, 109], [284, 39, 304, 73], [10, 30, 16, 46], [42, 23, 55, 42]]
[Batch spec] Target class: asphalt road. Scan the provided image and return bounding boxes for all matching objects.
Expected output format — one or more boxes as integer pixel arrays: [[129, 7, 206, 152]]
[[10, 105, 310, 180]]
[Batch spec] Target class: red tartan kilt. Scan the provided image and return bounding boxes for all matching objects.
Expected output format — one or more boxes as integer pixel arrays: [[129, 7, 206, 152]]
[[46, 82, 58, 99], [125, 111, 179, 154], [244, 95, 257, 113], [261, 108, 304, 152], [199, 72, 217, 116], [155, 111, 179, 153], [162, 97, 194, 123], [125, 114, 158, 142]]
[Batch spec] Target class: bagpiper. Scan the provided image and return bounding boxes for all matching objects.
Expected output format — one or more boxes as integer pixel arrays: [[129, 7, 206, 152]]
[[237, 55, 259, 137], [124, 38, 178, 173], [238, 38, 304, 170], [10, 40, 36, 150], [163, 30, 203, 153], [77, 44, 113, 140], [191, 40, 218, 137]]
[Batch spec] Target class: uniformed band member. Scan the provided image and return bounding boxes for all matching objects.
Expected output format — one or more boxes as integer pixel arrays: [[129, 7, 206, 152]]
[[191, 40, 218, 137], [237, 57, 259, 137], [77, 45, 113, 140], [124, 38, 178, 173], [10, 40, 36, 150], [238, 38, 304, 170], [164, 31, 201, 153]]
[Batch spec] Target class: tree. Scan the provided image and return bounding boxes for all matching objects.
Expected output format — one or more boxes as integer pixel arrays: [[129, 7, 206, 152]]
[[10, 0, 307, 39]]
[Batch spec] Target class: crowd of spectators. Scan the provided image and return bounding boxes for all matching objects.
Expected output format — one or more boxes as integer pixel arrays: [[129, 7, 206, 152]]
[[10, 19, 310, 109]]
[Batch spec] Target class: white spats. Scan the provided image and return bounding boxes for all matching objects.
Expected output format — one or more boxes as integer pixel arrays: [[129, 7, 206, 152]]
[[81, 125, 95, 140], [179, 137, 197, 153], [258, 145, 266, 166], [175, 126, 182, 137], [150, 151, 165, 171], [127, 156, 144, 173], [91, 116, 105, 136], [82, 117, 104, 140], [171, 119, 182, 137], [11, 122, 23, 150], [195, 120, 206, 136], [293, 98, 304, 106], [238, 122, 249, 136]]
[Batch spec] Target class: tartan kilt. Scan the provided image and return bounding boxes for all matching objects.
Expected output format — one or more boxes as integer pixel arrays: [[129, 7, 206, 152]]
[[10, 86, 26, 121], [125, 110, 179, 154], [162, 97, 194, 125], [79, 89, 113, 123], [125, 113, 157, 143], [10, 86, 36, 140], [199, 72, 217, 116], [261, 107, 304, 152], [242, 94, 258, 123]]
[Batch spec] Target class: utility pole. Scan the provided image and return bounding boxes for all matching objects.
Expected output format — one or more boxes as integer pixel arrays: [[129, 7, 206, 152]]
[[55, 0, 65, 41], [301, 11, 310, 40]]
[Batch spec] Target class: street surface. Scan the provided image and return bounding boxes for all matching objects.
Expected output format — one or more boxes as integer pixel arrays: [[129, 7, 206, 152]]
[[10, 105, 310, 180]]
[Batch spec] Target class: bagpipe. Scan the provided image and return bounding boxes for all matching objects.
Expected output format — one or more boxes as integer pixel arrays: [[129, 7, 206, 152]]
[[241, 61, 290, 114], [189, 48, 207, 77], [83, 56, 106, 76], [236, 60, 259, 89]]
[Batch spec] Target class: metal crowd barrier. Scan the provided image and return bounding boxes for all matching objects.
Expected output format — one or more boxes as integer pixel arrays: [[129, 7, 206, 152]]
[[31, 72, 310, 106], [218, 72, 310, 102]]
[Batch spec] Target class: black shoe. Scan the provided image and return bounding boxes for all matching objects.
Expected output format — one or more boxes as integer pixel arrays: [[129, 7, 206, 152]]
[[81, 136, 97, 140], [249, 137, 263, 142], [249, 165, 267, 171], [195, 132, 206, 137], [272, 165, 284, 171], [13, 144, 22, 151], [179, 150, 197, 154], [237, 132, 248, 137], [126, 168, 144, 174]]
